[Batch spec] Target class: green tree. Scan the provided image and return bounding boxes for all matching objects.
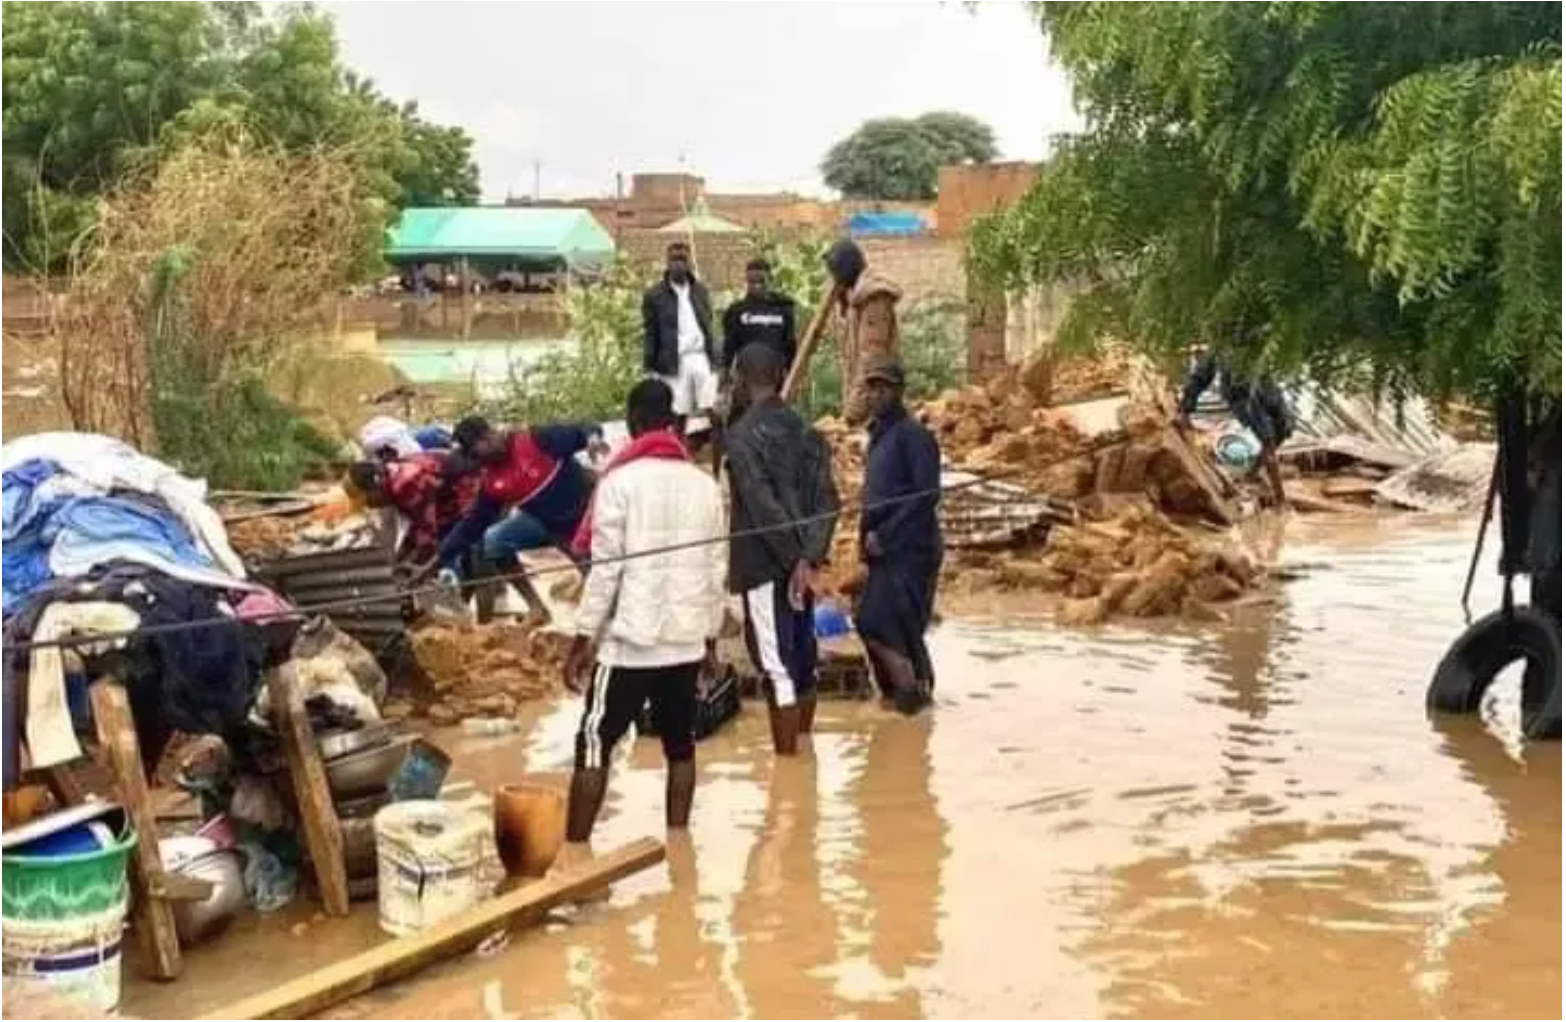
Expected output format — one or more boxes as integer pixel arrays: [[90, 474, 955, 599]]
[[1, 1, 480, 268], [971, 2, 1560, 402], [822, 112, 999, 200]]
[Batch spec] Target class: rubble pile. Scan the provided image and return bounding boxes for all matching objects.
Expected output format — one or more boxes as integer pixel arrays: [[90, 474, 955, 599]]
[[945, 500, 1262, 624], [227, 514, 307, 562], [813, 348, 1263, 623], [408, 619, 567, 725]]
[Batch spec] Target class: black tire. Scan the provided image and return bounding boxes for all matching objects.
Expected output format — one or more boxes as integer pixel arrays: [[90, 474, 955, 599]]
[[1427, 606, 1562, 740]]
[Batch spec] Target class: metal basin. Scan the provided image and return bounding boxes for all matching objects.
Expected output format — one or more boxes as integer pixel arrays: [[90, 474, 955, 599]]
[[171, 849, 246, 945], [326, 735, 413, 799], [318, 723, 399, 762]]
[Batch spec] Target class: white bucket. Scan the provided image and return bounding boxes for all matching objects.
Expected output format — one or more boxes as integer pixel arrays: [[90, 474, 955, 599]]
[[374, 800, 493, 937], [1, 902, 128, 1015]]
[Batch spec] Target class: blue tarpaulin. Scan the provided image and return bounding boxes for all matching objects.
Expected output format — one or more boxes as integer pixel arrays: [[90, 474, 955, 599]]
[[846, 211, 926, 237]]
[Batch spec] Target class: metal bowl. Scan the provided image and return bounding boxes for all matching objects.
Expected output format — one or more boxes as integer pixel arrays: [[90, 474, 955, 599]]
[[318, 723, 399, 762], [326, 735, 413, 799], [171, 848, 246, 945]]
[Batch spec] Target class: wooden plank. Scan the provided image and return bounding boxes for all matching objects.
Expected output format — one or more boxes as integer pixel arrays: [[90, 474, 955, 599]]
[[89, 679, 182, 981], [197, 838, 666, 1021], [269, 663, 351, 918], [781, 284, 842, 402]]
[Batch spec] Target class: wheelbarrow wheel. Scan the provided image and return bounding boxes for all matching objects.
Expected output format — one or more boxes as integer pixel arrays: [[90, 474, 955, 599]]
[[1427, 605, 1562, 740]]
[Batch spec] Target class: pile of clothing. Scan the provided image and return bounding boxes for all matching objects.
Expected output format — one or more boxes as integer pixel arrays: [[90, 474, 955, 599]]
[[1, 433, 287, 787]]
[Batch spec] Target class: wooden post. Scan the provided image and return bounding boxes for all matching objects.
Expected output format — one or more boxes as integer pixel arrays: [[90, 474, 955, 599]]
[[89, 679, 182, 981], [781, 284, 841, 403], [459, 254, 472, 341], [197, 838, 666, 1021], [269, 663, 350, 917]]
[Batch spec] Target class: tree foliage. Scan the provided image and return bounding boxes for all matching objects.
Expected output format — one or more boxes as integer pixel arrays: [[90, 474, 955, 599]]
[[1, 1, 480, 270], [970, 2, 1561, 402], [822, 111, 999, 200]]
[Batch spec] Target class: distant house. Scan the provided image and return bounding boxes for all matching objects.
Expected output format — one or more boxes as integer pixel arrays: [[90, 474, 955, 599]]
[[385, 207, 616, 293]]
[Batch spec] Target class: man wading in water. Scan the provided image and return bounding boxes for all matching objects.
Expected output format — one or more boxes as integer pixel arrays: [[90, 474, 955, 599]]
[[560, 379, 727, 860], [856, 355, 943, 715], [726, 343, 840, 754]]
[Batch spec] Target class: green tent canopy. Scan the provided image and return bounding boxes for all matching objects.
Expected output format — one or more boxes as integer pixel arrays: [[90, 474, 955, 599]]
[[386, 207, 615, 271]]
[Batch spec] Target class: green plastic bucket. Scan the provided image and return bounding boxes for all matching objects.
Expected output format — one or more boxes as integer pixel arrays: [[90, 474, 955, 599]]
[[3, 826, 137, 1015]]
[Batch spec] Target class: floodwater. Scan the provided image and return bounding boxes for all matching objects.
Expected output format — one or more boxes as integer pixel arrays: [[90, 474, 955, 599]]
[[377, 337, 573, 392], [124, 517, 1561, 1020]]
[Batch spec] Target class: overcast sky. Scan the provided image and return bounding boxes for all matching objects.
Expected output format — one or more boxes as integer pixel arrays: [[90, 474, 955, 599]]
[[322, 1, 1082, 201]]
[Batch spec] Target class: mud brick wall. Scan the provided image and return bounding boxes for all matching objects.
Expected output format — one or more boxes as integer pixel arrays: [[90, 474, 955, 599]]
[[620, 231, 965, 303], [934, 163, 1045, 380]]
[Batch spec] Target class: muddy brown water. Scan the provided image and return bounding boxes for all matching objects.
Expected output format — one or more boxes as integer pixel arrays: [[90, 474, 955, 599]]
[[123, 517, 1560, 1020]]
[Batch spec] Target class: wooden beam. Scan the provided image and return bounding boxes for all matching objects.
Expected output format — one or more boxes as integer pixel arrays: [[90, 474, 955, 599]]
[[197, 837, 666, 1021], [269, 663, 351, 918], [89, 679, 182, 981], [781, 284, 842, 403]]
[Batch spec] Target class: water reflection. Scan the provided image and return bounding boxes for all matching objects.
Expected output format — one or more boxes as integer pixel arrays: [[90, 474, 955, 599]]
[[122, 520, 1559, 1020]]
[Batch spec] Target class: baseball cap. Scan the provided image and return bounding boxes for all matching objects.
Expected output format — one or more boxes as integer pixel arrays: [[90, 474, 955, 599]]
[[862, 354, 906, 387]]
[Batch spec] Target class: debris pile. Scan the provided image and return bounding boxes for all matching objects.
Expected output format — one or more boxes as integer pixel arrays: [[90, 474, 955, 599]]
[[408, 620, 567, 726], [947, 500, 1262, 624], [815, 346, 1263, 623]]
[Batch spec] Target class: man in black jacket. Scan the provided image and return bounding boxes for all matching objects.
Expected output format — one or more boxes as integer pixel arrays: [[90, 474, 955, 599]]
[[726, 343, 840, 755], [642, 241, 717, 431]]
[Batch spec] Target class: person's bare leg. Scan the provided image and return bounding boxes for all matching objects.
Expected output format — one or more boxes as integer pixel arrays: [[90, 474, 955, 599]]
[[565, 766, 608, 844], [666, 759, 696, 829], [1261, 445, 1286, 508], [797, 692, 817, 735], [769, 699, 802, 756]]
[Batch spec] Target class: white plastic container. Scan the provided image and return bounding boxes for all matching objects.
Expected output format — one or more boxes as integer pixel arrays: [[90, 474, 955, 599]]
[[374, 800, 490, 936]]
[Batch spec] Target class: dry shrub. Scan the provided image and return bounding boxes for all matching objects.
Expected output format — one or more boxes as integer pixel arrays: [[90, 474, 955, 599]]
[[53, 130, 383, 484]]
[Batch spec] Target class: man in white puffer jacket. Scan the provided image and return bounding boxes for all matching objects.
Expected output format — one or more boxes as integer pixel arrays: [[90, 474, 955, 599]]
[[562, 378, 728, 852]]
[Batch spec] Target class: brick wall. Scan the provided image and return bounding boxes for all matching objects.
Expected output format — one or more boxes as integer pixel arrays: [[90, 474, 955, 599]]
[[619, 230, 964, 303], [936, 162, 1041, 238], [933, 163, 1045, 378]]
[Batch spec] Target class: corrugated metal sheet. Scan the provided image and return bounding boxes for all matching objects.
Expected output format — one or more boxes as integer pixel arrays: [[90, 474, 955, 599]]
[[1284, 384, 1456, 458], [939, 470, 1068, 548], [1374, 443, 1496, 513]]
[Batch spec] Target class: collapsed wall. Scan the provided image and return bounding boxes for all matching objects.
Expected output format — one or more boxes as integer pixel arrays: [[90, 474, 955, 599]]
[[818, 347, 1265, 624]]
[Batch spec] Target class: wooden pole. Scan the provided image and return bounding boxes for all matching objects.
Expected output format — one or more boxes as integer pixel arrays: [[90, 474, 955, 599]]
[[269, 663, 351, 917], [89, 679, 183, 981], [781, 284, 841, 403], [197, 838, 666, 1021]]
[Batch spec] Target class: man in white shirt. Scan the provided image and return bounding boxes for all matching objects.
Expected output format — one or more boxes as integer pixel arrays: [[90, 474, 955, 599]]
[[641, 241, 717, 431], [561, 378, 728, 848]]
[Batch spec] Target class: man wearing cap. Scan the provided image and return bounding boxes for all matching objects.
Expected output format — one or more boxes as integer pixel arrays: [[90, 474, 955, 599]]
[[856, 354, 942, 715]]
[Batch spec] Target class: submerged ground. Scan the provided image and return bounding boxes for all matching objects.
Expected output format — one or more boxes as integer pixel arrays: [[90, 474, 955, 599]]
[[125, 516, 1560, 1020]]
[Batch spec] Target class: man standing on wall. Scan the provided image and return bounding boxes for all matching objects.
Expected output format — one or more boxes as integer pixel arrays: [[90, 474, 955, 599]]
[[855, 355, 943, 716], [561, 379, 727, 858], [726, 343, 840, 755], [643, 241, 718, 434], [825, 238, 903, 427]]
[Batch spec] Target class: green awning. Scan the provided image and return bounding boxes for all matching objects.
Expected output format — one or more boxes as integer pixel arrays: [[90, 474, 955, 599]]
[[386, 207, 615, 270]]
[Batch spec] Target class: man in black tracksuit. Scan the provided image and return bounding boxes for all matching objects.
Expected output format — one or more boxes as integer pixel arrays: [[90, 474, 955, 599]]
[[726, 343, 839, 756], [712, 258, 797, 475], [721, 258, 798, 378]]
